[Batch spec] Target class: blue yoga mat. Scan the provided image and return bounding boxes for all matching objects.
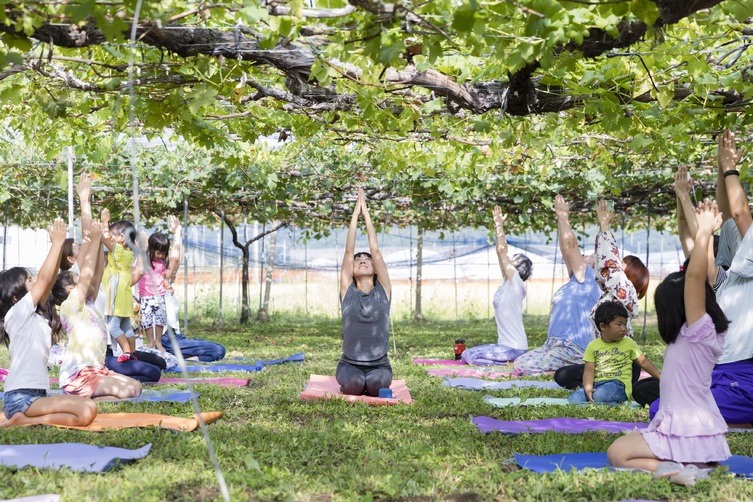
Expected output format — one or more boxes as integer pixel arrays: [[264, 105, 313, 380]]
[[0, 443, 151, 472], [1, 389, 197, 404], [165, 353, 304, 373], [515, 452, 753, 478], [165, 362, 264, 373]]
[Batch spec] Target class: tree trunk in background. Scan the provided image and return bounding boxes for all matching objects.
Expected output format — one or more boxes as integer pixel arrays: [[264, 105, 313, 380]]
[[256, 230, 277, 321], [414, 226, 423, 322]]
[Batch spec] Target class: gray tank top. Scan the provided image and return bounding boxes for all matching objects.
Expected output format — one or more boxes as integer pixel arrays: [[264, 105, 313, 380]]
[[341, 281, 390, 364]]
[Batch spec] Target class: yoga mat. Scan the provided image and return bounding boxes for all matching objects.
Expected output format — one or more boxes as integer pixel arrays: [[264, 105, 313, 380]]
[[485, 396, 642, 408], [260, 353, 305, 365], [154, 376, 250, 387], [427, 368, 513, 379], [485, 396, 572, 407], [473, 416, 648, 434], [412, 358, 467, 366], [164, 362, 263, 373], [443, 378, 560, 390], [514, 452, 753, 478], [3, 495, 60, 502], [0, 411, 223, 432], [0, 443, 151, 472], [299, 375, 412, 405], [0, 389, 198, 404]]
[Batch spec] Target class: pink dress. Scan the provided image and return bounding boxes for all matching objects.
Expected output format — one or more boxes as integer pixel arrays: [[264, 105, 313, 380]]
[[641, 314, 730, 463]]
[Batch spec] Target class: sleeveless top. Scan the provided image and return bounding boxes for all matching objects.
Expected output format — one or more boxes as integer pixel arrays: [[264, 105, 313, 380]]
[[340, 281, 390, 365]]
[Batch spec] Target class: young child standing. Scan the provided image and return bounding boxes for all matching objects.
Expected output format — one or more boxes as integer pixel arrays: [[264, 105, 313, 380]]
[[607, 200, 731, 485], [0, 218, 97, 427], [101, 209, 142, 361], [56, 220, 142, 400], [568, 301, 661, 405], [134, 215, 182, 353]]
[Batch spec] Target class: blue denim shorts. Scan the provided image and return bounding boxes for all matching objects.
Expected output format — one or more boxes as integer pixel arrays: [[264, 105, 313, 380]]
[[2, 388, 47, 418], [107, 315, 135, 339]]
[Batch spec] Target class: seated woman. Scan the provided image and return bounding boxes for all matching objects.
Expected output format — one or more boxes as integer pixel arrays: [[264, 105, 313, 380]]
[[336, 187, 392, 396], [513, 195, 601, 375], [554, 199, 650, 400], [462, 206, 532, 365]]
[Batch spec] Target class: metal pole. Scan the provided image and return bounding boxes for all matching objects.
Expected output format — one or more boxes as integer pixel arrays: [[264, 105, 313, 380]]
[[67, 147, 74, 238], [641, 198, 651, 342], [219, 209, 224, 327], [183, 197, 189, 334], [2, 200, 7, 270]]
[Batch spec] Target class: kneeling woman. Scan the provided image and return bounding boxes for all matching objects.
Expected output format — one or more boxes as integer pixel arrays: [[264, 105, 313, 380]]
[[336, 187, 392, 396], [56, 220, 142, 400]]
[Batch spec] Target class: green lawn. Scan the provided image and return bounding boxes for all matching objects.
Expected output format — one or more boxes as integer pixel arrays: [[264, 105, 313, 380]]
[[2, 315, 753, 501]]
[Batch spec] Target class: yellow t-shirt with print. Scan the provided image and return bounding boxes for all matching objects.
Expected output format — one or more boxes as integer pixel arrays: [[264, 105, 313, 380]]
[[582, 336, 642, 399], [103, 243, 135, 317]]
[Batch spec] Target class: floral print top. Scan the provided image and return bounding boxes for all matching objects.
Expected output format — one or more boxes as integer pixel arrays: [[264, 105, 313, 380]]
[[590, 230, 639, 338]]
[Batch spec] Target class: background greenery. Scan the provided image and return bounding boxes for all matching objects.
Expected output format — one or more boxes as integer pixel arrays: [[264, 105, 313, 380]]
[[2, 315, 753, 501]]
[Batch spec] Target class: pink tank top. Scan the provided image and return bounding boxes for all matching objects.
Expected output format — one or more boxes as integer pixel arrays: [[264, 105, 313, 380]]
[[138, 260, 167, 297]]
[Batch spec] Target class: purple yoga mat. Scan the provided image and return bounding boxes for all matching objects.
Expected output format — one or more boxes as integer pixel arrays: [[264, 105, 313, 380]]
[[443, 378, 560, 390], [473, 416, 648, 434], [0, 443, 152, 472], [428, 368, 513, 379], [412, 358, 467, 366]]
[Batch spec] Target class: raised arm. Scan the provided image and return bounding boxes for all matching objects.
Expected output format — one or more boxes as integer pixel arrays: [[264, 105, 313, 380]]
[[75, 173, 93, 270], [130, 230, 148, 286], [30, 218, 67, 307], [717, 130, 751, 237], [165, 215, 183, 283], [686, 200, 721, 326], [594, 200, 640, 323], [74, 220, 103, 303], [100, 208, 115, 251], [675, 166, 697, 258], [554, 195, 587, 282], [340, 190, 361, 299], [361, 188, 391, 300], [493, 206, 518, 282]]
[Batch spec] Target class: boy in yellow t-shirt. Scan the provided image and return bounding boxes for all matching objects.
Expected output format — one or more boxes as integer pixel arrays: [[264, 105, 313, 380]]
[[568, 301, 661, 405]]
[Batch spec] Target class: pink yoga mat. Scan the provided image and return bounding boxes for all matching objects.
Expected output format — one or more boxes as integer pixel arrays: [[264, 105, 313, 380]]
[[412, 358, 467, 366], [427, 368, 513, 379], [155, 377, 249, 387], [299, 375, 412, 405]]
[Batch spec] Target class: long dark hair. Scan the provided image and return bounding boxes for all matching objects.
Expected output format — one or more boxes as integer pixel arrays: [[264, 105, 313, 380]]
[[0, 267, 64, 347], [0, 268, 31, 347], [60, 238, 76, 271], [147, 232, 171, 270], [654, 270, 730, 345], [51, 271, 78, 307]]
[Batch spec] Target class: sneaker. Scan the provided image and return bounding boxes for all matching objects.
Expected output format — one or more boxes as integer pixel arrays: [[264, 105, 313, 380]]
[[117, 352, 138, 363], [669, 464, 710, 486], [653, 461, 684, 480]]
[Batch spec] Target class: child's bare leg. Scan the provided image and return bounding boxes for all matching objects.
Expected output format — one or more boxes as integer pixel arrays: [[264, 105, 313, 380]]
[[154, 325, 166, 352], [143, 324, 156, 348], [607, 432, 662, 471], [127, 334, 136, 352], [5, 395, 97, 427], [92, 373, 142, 400], [113, 334, 131, 355]]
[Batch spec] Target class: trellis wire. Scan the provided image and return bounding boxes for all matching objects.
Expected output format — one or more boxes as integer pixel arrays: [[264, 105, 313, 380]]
[[124, 4, 230, 500]]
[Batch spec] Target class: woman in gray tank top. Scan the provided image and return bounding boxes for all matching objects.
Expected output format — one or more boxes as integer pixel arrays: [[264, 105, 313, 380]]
[[336, 187, 393, 396]]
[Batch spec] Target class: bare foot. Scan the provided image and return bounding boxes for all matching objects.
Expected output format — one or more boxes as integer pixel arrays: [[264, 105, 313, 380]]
[[3, 412, 30, 427]]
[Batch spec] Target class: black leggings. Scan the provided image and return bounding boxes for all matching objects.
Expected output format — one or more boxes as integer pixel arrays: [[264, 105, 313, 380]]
[[336, 361, 392, 397]]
